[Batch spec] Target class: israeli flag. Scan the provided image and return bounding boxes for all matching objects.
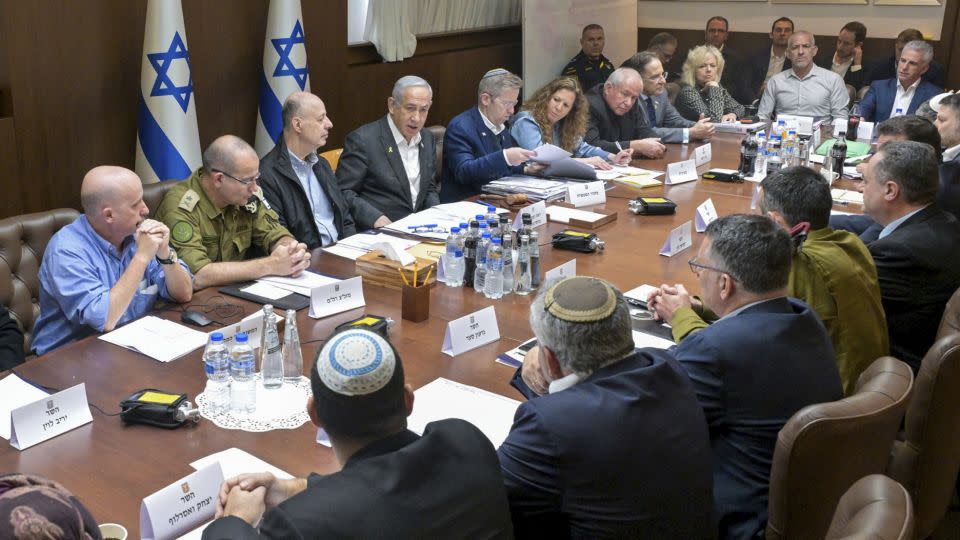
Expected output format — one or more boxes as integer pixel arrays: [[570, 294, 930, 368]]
[[135, 0, 201, 184], [255, 0, 311, 157]]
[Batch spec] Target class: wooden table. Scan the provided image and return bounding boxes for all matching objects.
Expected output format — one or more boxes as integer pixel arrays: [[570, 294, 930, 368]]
[[0, 133, 858, 535]]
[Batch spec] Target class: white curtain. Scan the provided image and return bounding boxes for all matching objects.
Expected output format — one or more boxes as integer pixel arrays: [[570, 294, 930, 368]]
[[364, 0, 520, 62]]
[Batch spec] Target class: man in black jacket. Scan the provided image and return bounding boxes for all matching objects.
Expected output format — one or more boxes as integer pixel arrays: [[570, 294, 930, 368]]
[[0, 307, 24, 370], [259, 92, 385, 249], [584, 68, 664, 158]]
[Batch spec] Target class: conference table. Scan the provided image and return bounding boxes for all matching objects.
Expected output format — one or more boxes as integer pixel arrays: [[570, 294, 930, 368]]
[[0, 132, 860, 536]]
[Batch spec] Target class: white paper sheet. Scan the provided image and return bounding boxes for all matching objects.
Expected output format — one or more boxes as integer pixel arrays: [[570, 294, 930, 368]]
[[189, 447, 294, 480], [0, 374, 49, 440], [98, 316, 208, 362], [259, 272, 340, 296], [529, 143, 572, 163], [406, 378, 520, 449], [241, 281, 293, 300], [632, 331, 675, 350], [545, 206, 607, 224]]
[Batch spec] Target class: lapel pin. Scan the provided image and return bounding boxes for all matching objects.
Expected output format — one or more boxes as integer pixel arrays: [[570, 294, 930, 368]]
[[388, 146, 394, 153]]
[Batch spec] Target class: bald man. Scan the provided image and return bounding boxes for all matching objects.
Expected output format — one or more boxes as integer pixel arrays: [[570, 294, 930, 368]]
[[32, 166, 193, 355], [156, 135, 310, 290]]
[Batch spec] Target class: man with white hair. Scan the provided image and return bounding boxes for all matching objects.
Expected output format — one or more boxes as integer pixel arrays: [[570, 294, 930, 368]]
[[584, 67, 666, 158], [758, 31, 849, 122], [337, 75, 439, 226], [860, 40, 942, 123], [33, 166, 193, 355]]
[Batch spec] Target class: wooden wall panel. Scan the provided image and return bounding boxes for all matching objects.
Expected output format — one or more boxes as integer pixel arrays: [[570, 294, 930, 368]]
[[0, 118, 22, 218]]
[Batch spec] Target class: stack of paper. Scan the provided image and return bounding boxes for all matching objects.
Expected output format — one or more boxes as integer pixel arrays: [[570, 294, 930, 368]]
[[385, 201, 509, 240], [545, 206, 608, 225], [483, 176, 570, 202], [831, 189, 864, 205], [323, 233, 420, 261], [406, 378, 520, 448], [99, 316, 208, 362], [259, 271, 340, 296], [715, 121, 766, 134]]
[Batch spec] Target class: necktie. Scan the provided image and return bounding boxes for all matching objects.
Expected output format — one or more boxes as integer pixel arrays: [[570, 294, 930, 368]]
[[645, 96, 657, 128]]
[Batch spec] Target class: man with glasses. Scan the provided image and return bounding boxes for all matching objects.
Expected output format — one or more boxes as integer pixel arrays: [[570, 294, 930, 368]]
[[759, 31, 849, 123], [156, 135, 310, 290], [259, 92, 376, 249], [440, 68, 540, 202], [585, 67, 665, 158], [646, 214, 842, 540]]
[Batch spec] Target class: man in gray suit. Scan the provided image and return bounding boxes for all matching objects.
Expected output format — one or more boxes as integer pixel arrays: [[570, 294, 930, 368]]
[[336, 76, 439, 228], [622, 52, 714, 144]]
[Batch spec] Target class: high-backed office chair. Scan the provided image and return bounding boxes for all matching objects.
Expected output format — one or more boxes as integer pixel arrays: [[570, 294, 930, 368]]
[[0, 209, 80, 353], [886, 333, 960, 539], [426, 125, 445, 186], [825, 474, 914, 540], [765, 356, 914, 540], [935, 287, 960, 339], [142, 179, 182, 218], [319, 148, 343, 172]]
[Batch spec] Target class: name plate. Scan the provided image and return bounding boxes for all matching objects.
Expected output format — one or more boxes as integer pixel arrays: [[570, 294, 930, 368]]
[[213, 310, 264, 350], [442, 306, 501, 357], [695, 198, 718, 233], [694, 143, 712, 167], [140, 462, 224, 540], [659, 221, 693, 257], [544, 258, 577, 282], [513, 200, 547, 231], [309, 276, 365, 319], [10, 383, 92, 451], [665, 159, 698, 185], [565, 180, 606, 207]]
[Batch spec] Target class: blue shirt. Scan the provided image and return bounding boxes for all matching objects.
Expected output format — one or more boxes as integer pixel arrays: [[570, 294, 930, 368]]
[[510, 111, 608, 159], [288, 149, 339, 246], [32, 215, 190, 355], [879, 205, 926, 240]]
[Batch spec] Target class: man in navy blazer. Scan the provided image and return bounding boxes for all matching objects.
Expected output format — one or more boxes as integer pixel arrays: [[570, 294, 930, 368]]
[[439, 69, 538, 203], [865, 28, 946, 89], [336, 76, 439, 227], [936, 93, 960, 219], [859, 141, 960, 372], [860, 40, 942, 123], [647, 214, 843, 540]]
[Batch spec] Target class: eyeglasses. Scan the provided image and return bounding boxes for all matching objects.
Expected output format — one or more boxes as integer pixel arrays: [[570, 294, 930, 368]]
[[688, 256, 733, 278], [212, 168, 260, 186], [642, 73, 667, 82], [493, 97, 519, 108]]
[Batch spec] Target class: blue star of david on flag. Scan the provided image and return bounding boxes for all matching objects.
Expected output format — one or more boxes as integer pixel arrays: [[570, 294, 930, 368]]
[[148, 31, 193, 113], [271, 20, 308, 90]]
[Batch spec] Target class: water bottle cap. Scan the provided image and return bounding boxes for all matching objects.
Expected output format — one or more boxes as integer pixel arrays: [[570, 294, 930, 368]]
[[454, 250, 463, 257], [459, 222, 467, 228], [450, 226, 460, 233], [236, 332, 248, 343], [210, 332, 224, 341], [482, 232, 491, 238], [475, 214, 484, 220], [479, 222, 487, 228], [788, 130, 796, 134], [492, 238, 502, 244], [487, 205, 496, 212]]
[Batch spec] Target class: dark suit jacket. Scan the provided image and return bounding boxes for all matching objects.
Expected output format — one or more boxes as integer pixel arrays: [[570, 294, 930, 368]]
[[940, 155, 960, 220], [584, 84, 657, 154], [258, 136, 364, 249], [747, 47, 791, 103], [865, 56, 946, 88], [671, 297, 843, 540], [336, 116, 439, 227], [499, 349, 715, 539], [202, 420, 514, 540], [440, 107, 523, 203], [636, 91, 695, 143], [0, 306, 24, 371], [859, 77, 943, 123], [866, 205, 960, 372], [718, 46, 754, 105]]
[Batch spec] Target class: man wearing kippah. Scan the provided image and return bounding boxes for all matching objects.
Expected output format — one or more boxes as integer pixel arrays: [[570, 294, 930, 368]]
[[203, 329, 513, 539], [498, 276, 715, 538]]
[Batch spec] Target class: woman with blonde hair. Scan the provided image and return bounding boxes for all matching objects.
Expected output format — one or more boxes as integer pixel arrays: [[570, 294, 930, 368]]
[[511, 77, 632, 169], [675, 45, 745, 123]]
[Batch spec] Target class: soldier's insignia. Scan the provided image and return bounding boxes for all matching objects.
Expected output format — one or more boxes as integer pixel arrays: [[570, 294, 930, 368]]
[[244, 197, 260, 214], [178, 189, 200, 211], [172, 221, 193, 243]]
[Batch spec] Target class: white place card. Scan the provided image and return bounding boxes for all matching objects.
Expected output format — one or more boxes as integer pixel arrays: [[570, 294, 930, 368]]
[[695, 198, 718, 233], [0, 374, 49, 440], [776, 114, 815, 136], [140, 462, 224, 540], [309, 276, 365, 319], [694, 143, 712, 167], [441, 306, 501, 357], [9, 383, 92, 450], [513, 200, 547, 231], [565, 180, 606, 207], [808, 153, 826, 165], [665, 159, 698, 185], [659, 221, 693, 257], [214, 310, 264, 350], [751, 184, 761, 210], [544, 259, 577, 282]]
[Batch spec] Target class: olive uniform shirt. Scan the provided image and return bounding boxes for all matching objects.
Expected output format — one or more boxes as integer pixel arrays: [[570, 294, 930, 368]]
[[155, 169, 292, 273], [670, 227, 888, 395]]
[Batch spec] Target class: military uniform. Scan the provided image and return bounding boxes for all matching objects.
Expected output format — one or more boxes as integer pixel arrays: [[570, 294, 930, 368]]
[[561, 51, 614, 92], [155, 169, 292, 273]]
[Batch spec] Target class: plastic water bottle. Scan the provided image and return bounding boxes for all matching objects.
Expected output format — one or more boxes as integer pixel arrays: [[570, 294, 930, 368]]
[[230, 333, 256, 414], [473, 255, 487, 294], [487, 219, 500, 239], [486, 205, 498, 224], [766, 135, 782, 174], [754, 133, 767, 180], [446, 250, 465, 287], [478, 232, 491, 265], [282, 309, 303, 383], [893, 107, 904, 118], [441, 227, 460, 284], [260, 305, 283, 389], [484, 238, 504, 299], [203, 332, 230, 415], [514, 235, 533, 295], [501, 230, 514, 295], [784, 130, 798, 166]]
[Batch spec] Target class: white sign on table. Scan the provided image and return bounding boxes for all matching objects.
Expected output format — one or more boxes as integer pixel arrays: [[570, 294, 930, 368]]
[[309, 276, 365, 319], [512, 200, 547, 230], [9, 383, 92, 450], [140, 462, 224, 540], [441, 306, 501, 357], [565, 180, 606, 207], [544, 259, 577, 282], [659, 221, 693, 257], [665, 159, 698, 185], [214, 310, 264, 350], [695, 198, 718, 233], [694, 143, 712, 167]]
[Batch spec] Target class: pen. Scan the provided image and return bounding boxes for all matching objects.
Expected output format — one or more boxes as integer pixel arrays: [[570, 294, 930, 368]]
[[407, 224, 438, 230], [615, 141, 624, 152]]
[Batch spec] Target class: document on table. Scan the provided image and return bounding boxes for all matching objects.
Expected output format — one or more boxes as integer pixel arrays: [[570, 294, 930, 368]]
[[406, 378, 520, 448], [0, 373, 50, 440], [545, 206, 607, 225], [240, 281, 293, 300], [259, 271, 340, 296], [632, 331, 674, 350], [831, 189, 864, 205], [529, 143, 572, 163], [98, 316, 208, 362]]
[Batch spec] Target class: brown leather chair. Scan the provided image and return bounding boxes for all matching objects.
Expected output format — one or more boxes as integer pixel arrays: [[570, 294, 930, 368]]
[[142, 179, 182, 218], [319, 148, 343, 172], [766, 356, 914, 540], [935, 287, 960, 340], [0, 209, 80, 353], [825, 474, 914, 540], [886, 333, 960, 539], [426, 124, 445, 184]]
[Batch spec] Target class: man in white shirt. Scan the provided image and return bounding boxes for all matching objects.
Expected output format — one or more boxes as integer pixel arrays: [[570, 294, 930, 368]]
[[758, 31, 849, 123], [818, 21, 867, 94], [337, 76, 440, 227], [860, 41, 943, 123], [748, 17, 794, 99]]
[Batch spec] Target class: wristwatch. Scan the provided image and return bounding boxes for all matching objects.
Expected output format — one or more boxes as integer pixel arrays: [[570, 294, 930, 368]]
[[156, 248, 178, 265]]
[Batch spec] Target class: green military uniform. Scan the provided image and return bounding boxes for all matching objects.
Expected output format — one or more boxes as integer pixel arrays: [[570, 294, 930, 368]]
[[669, 227, 888, 395], [155, 169, 292, 273], [561, 51, 614, 93]]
